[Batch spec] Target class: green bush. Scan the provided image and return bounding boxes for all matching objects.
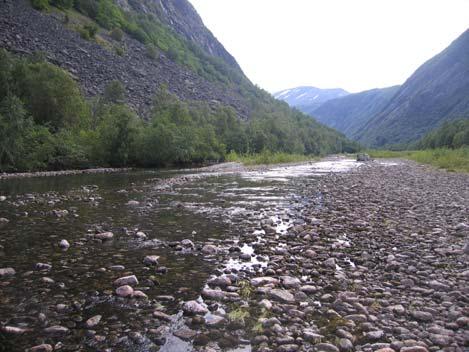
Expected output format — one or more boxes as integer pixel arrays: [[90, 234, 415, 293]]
[[50, 0, 74, 9], [146, 43, 159, 60], [31, 0, 50, 10], [114, 45, 125, 56], [14, 61, 89, 130], [109, 28, 124, 42], [103, 80, 125, 104], [79, 23, 99, 40]]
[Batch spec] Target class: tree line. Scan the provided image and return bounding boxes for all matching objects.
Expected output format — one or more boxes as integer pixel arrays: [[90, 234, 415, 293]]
[[0, 50, 357, 172]]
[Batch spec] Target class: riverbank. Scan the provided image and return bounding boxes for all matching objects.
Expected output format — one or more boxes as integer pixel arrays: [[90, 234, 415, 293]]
[[0, 167, 133, 180], [0, 158, 467, 351], [183, 158, 469, 352], [366, 147, 469, 173]]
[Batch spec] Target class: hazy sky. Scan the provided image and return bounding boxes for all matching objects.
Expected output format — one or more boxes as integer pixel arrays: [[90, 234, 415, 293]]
[[189, 0, 469, 93]]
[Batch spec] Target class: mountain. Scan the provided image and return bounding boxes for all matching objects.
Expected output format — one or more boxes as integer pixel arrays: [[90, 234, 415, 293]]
[[0, 0, 357, 172], [0, 0, 250, 117], [356, 28, 469, 147], [312, 86, 400, 139], [274, 86, 349, 115]]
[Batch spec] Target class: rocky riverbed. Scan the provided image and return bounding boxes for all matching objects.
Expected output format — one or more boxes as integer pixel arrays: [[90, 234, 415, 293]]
[[0, 158, 468, 352]]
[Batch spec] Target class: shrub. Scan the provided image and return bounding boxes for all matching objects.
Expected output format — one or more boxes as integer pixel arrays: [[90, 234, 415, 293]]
[[31, 0, 50, 10], [50, 0, 74, 9], [114, 45, 125, 56], [146, 43, 159, 60], [103, 80, 125, 104], [14, 61, 89, 130], [109, 28, 124, 42]]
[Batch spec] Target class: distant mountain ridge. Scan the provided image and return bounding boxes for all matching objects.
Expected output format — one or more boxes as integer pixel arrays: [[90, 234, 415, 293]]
[[282, 28, 469, 147], [274, 86, 349, 114], [312, 86, 400, 139]]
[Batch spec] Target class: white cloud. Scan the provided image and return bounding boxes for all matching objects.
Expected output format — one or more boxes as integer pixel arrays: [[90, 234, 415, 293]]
[[189, 0, 469, 93]]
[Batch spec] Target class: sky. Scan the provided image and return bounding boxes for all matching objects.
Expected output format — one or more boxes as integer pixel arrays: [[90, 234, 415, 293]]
[[189, 0, 469, 93]]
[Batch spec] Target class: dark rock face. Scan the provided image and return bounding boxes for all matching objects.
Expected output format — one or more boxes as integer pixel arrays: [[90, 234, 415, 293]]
[[0, 0, 249, 117]]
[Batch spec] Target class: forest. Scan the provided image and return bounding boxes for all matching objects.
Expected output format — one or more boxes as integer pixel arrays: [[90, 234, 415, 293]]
[[0, 50, 356, 172]]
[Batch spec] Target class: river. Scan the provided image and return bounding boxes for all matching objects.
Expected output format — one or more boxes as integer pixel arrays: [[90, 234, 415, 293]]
[[0, 158, 363, 351]]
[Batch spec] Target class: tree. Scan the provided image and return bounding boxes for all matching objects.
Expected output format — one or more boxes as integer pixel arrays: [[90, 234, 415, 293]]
[[103, 80, 125, 104], [0, 96, 30, 170], [15, 62, 89, 130]]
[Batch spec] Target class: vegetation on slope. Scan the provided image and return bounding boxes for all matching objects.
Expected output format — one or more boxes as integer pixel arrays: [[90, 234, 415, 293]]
[[30, 0, 245, 86], [0, 50, 357, 172], [367, 119, 469, 172]]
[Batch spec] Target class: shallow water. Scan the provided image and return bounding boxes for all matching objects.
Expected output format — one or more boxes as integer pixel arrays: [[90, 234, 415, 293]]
[[0, 158, 360, 351]]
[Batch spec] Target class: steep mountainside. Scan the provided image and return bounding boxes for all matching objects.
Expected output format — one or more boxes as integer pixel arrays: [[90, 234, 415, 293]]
[[274, 86, 349, 115], [0, 0, 249, 117], [124, 0, 240, 68], [356, 28, 469, 147], [312, 86, 400, 139], [0, 0, 357, 172]]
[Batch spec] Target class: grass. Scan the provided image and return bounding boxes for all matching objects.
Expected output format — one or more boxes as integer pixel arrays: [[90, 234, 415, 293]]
[[226, 150, 317, 166], [366, 147, 469, 173]]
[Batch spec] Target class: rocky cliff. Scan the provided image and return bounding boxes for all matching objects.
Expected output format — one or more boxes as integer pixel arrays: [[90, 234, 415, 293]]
[[0, 0, 248, 117]]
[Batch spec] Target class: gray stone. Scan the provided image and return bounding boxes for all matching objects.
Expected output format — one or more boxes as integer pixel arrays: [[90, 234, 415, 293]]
[[143, 255, 159, 265], [95, 231, 114, 240], [314, 343, 340, 352], [338, 338, 353, 352], [201, 244, 218, 254], [44, 325, 69, 335], [153, 310, 172, 321], [115, 285, 134, 297], [268, 289, 295, 303], [85, 315, 102, 328], [114, 275, 138, 287], [280, 276, 301, 288], [59, 239, 70, 249], [410, 311, 433, 322], [29, 344, 53, 352], [250, 276, 279, 287], [183, 300, 208, 315], [174, 327, 196, 341], [0, 267, 15, 277]]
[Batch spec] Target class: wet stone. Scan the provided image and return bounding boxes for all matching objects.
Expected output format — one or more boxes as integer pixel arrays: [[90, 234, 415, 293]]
[[0, 267, 15, 277], [183, 300, 208, 315], [174, 327, 197, 341], [59, 239, 70, 249], [95, 231, 114, 240], [44, 325, 69, 335]]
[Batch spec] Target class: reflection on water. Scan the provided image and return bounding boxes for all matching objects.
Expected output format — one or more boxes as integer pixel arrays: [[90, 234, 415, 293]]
[[0, 158, 361, 351]]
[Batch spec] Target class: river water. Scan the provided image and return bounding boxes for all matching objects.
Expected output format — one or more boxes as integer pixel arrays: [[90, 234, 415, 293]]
[[0, 158, 362, 351]]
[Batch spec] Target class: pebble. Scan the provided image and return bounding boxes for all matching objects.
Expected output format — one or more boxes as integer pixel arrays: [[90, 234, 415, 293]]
[[114, 275, 138, 286], [29, 344, 53, 352], [115, 285, 134, 297], [59, 239, 70, 249], [0, 267, 15, 277], [143, 255, 160, 265], [85, 315, 102, 328], [95, 232, 114, 240]]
